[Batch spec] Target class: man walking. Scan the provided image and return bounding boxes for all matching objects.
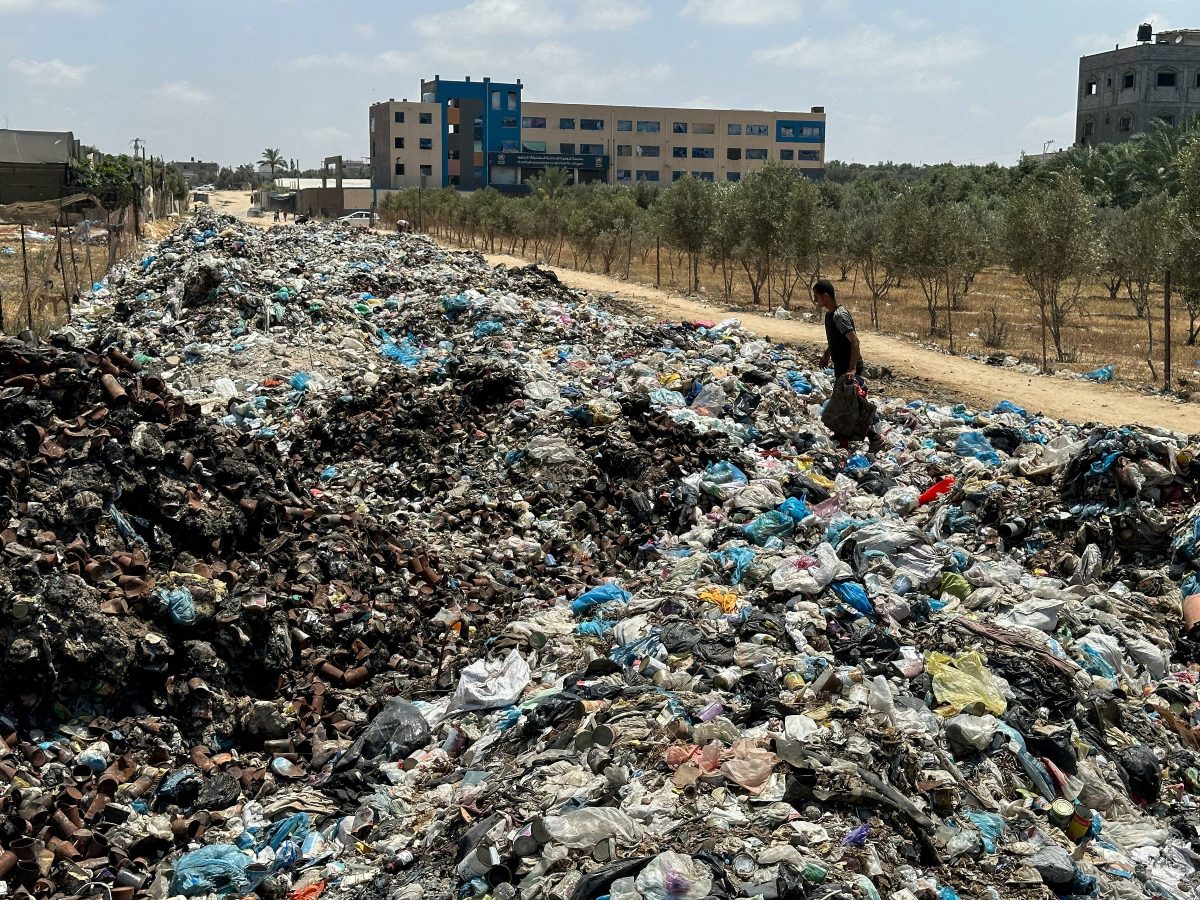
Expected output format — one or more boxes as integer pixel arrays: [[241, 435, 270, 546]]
[[815, 279, 883, 452]]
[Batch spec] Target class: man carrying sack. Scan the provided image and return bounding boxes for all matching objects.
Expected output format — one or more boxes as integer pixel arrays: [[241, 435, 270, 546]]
[[814, 279, 884, 453]]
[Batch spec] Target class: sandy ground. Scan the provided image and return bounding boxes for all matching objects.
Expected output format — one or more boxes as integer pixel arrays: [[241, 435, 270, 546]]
[[473, 249, 1200, 433]]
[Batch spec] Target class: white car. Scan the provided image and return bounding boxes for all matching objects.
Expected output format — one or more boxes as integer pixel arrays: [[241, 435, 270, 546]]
[[247, 207, 264, 218], [337, 211, 373, 229]]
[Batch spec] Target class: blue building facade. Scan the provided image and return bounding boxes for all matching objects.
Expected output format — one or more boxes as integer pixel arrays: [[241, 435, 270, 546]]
[[420, 76, 523, 191]]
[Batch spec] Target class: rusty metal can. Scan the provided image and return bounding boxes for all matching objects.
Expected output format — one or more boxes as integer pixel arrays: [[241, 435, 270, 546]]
[[1049, 798, 1075, 829], [1065, 804, 1093, 842], [783, 671, 805, 690]]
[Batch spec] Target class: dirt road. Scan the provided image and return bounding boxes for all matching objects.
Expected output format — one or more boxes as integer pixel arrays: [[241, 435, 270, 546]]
[[473, 249, 1200, 433]]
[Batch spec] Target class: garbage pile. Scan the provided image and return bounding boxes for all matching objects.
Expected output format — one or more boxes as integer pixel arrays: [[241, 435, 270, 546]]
[[4, 209, 1200, 900]]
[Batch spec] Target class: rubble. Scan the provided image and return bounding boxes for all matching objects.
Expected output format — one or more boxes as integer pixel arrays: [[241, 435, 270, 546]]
[[3, 208, 1200, 900]]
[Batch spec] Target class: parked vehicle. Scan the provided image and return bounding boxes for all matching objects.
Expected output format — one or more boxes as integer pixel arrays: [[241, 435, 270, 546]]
[[336, 210, 373, 229], [247, 207, 264, 218]]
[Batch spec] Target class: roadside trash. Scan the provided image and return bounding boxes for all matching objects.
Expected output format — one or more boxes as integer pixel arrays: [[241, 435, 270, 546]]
[[0, 208, 1197, 900], [1083, 364, 1116, 382]]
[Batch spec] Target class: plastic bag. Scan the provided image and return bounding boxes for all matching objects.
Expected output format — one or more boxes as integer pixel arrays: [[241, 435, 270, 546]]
[[449, 649, 531, 711], [954, 431, 1000, 466], [925, 651, 1007, 715], [964, 810, 1005, 853], [170, 844, 254, 897], [1083, 365, 1115, 382], [778, 496, 811, 523], [743, 510, 794, 546], [830, 580, 873, 616], [701, 461, 748, 499], [636, 851, 713, 900], [939, 572, 974, 600], [821, 378, 876, 440], [336, 697, 431, 771], [772, 543, 840, 595], [571, 583, 632, 616], [157, 587, 196, 626], [719, 741, 778, 795], [543, 807, 644, 849]]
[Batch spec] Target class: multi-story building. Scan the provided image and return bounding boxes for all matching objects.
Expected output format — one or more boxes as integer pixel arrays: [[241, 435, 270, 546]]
[[1076, 25, 1200, 146], [370, 75, 825, 193], [171, 158, 221, 187]]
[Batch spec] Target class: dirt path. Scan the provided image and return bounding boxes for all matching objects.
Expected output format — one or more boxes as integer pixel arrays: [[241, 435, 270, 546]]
[[472, 248, 1200, 433]]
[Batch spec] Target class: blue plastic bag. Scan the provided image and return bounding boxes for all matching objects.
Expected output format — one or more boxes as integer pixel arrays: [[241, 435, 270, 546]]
[[711, 546, 756, 585], [992, 400, 1028, 418], [963, 810, 1005, 854], [571, 584, 631, 617], [290, 372, 313, 391], [474, 321, 505, 337], [785, 370, 813, 395], [704, 460, 747, 486], [441, 293, 470, 319], [575, 619, 614, 637], [778, 496, 811, 523], [649, 388, 686, 408], [1084, 365, 1115, 382], [743, 510, 794, 546], [170, 845, 254, 897], [954, 431, 1000, 466], [830, 581, 873, 617], [157, 587, 196, 626], [845, 454, 871, 472]]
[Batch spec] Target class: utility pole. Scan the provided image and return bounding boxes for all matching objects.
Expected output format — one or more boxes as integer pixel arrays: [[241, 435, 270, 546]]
[[1165, 269, 1173, 392]]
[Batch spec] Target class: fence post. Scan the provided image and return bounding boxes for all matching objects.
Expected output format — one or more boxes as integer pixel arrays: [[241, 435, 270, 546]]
[[20, 223, 33, 334], [655, 237, 660, 288], [56, 228, 70, 322], [1164, 269, 1172, 392]]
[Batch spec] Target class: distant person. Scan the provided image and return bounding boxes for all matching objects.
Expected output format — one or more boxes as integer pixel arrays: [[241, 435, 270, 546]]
[[815, 279, 883, 453], [273, 210, 280, 222]]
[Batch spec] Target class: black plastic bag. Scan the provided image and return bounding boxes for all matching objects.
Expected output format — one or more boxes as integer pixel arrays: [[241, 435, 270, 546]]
[[820, 379, 875, 441], [1117, 745, 1162, 804], [334, 697, 430, 772]]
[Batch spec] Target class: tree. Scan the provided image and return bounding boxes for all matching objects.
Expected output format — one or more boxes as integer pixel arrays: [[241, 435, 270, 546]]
[[1004, 168, 1097, 370], [1177, 137, 1200, 344], [526, 167, 570, 201], [258, 148, 285, 183], [846, 192, 902, 329], [658, 175, 713, 293]]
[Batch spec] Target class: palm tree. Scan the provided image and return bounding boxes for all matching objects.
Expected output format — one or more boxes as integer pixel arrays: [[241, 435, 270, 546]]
[[258, 148, 285, 183], [526, 166, 569, 201]]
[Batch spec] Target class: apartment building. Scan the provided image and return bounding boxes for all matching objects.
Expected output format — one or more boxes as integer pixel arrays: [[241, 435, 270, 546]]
[[369, 76, 825, 193], [1076, 25, 1200, 146]]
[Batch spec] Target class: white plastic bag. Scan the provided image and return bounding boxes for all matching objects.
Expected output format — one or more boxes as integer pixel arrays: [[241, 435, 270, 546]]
[[543, 807, 644, 849], [636, 851, 713, 900], [449, 650, 531, 711]]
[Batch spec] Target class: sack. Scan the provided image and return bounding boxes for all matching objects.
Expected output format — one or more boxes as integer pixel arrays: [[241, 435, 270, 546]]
[[820, 379, 875, 440]]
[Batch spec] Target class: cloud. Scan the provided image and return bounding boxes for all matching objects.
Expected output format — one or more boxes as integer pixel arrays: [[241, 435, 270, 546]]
[[578, 0, 649, 30], [293, 50, 410, 71], [680, 0, 800, 26], [413, 0, 567, 39], [0, 0, 100, 11], [153, 81, 214, 105], [7, 57, 92, 87], [753, 25, 984, 92], [351, 22, 375, 40]]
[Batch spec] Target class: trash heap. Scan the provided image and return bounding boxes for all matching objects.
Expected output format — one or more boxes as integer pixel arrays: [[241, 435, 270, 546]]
[[4, 209, 1200, 900]]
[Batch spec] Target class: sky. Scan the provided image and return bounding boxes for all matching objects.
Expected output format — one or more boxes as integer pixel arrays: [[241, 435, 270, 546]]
[[0, 0, 1193, 169]]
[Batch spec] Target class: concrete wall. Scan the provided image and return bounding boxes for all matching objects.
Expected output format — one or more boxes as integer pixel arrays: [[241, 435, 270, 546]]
[[369, 100, 443, 189]]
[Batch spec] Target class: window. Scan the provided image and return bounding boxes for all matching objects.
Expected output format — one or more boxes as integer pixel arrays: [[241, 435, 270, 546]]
[[580, 143, 603, 155], [419, 137, 432, 150], [1104, 113, 1111, 124], [502, 116, 517, 128], [616, 169, 632, 182], [727, 148, 742, 160], [636, 145, 660, 157], [780, 148, 794, 160], [1157, 114, 1175, 126], [1197, 73, 1200, 88], [559, 117, 576, 130], [727, 123, 742, 135], [691, 147, 714, 158], [500, 139, 518, 151], [672, 171, 685, 182], [394, 137, 405, 149], [617, 119, 632, 131], [580, 118, 604, 130], [636, 120, 660, 132], [420, 164, 433, 177], [559, 143, 576, 154], [798, 149, 820, 161], [635, 170, 660, 182], [491, 90, 501, 110], [521, 116, 546, 128], [1085, 81, 1097, 95], [673, 121, 688, 133], [394, 111, 404, 123], [746, 124, 768, 135], [692, 171, 714, 182], [1106, 76, 1112, 87], [1122, 72, 1135, 89], [616, 144, 632, 156], [1157, 71, 1177, 87], [507, 90, 517, 110], [672, 146, 687, 158], [726, 172, 741, 182], [746, 148, 768, 160], [693, 122, 715, 134], [522, 140, 547, 151], [395, 162, 405, 175], [776, 120, 824, 142], [1119, 114, 1133, 133], [419, 112, 432, 124]]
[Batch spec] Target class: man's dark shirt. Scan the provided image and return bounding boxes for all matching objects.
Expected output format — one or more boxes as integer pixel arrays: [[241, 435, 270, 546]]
[[825, 305, 863, 377]]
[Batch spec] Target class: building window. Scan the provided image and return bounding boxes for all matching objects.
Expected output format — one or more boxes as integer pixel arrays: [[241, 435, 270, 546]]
[[1106, 75, 1112, 87], [672, 171, 685, 182], [580, 118, 604, 130], [394, 137, 405, 149], [798, 150, 820, 161], [692, 171, 714, 182], [616, 144, 631, 156], [617, 119, 632, 131], [559, 117, 576, 130], [1084, 81, 1097, 95], [746, 148, 768, 160], [420, 164, 433, 177], [419, 137, 433, 150], [726, 147, 741, 160], [616, 169, 632, 182], [395, 161, 405, 175], [560, 143, 576, 154], [502, 116, 517, 128], [672, 146, 687, 158], [419, 112, 432, 124], [727, 123, 742, 135], [780, 148, 794, 160], [1156, 70, 1177, 87], [394, 111, 404, 123], [673, 121, 688, 133], [1197, 73, 1200, 88], [521, 116, 546, 128], [726, 171, 741, 181], [522, 140, 547, 151], [491, 90, 501, 110], [581, 143, 603, 155], [500, 139, 518, 151], [691, 147, 714, 158], [1122, 72, 1135, 89], [1104, 113, 1111, 124], [693, 122, 715, 134], [507, 90, 517, 110], [635, 170, 660, 182], [636, 120, 660, 132], [746, 124, 768, 135], [1119, 114, 1133, 133], [636, 145, 660, 157], [1157, 114, 1175, 126]]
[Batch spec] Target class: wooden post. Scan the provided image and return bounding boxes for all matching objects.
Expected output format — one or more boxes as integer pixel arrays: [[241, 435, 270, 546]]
[[1165, 269, 1173, 392], [56, 228, 70, 322], [20, 224, 33, 333], [655, 237, 660, 288], [84, 221, 95, 288]]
